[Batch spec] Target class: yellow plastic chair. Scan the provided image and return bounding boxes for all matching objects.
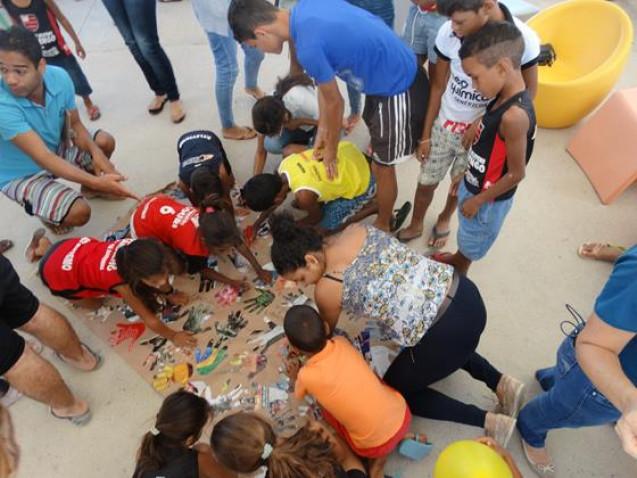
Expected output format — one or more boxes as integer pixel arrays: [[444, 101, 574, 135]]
[[528, 0, 633, 128]]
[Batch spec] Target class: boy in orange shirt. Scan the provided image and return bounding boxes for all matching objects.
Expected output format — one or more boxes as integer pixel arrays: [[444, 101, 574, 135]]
[[285, 305, 411, 478]]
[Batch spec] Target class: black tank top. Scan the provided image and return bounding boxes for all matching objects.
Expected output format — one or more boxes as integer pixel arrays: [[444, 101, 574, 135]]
[[463, 91, 536, 201], [2, 0, 70, 58]]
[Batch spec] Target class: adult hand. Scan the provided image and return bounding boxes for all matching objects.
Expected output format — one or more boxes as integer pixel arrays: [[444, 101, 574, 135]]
[[172, 331, 197, 349], [616, 398, 637, 458], [92, 173, 139, 201], [460, 195, 482, 219], [75, 43, 87, 59], [416, 139, 431, 163], [91, 149, 118, 176], [313, 129, 338, 179]]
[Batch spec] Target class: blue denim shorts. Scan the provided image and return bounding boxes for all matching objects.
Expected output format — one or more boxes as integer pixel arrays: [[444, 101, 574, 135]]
[[402, 4, 446, 60], [320, 174, 376, 230], [457, 181, 513, 261]]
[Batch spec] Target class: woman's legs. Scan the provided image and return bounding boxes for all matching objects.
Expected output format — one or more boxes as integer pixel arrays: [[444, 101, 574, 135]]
[[241, 43, 264, 97], [207, 32, 238, 129], [101, 0, 165, 96], [383, 275, 501, 428], [120, 0, 180, 101]]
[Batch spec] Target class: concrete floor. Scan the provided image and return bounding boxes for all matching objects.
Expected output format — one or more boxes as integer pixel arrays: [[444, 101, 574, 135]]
[[3, 0, 637, 476]]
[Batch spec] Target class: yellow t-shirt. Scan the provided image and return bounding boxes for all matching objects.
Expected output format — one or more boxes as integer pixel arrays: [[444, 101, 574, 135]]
[[294, 336, 407, 449], [278, 141, 371, 203]]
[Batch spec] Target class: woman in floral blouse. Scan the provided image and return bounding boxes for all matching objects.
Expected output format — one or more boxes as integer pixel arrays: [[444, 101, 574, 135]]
[[270, 213, 522, 446]]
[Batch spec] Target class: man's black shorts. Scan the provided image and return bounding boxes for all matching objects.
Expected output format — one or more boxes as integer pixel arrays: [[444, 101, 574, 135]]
[[0, 256, 39, 375]]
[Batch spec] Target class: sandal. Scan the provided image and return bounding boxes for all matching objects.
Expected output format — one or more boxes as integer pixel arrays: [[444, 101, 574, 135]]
[[522, 440, 556, 477], [148, 96, 168, 115], [0, 239, 13, 255], [56, 342, 102, 372], [396, 228, 422, 243], [390, 201, 412, 233], [222, 126, 257, 141], [86, 105, 101, 121], [50, 406, 92, 426], [427, 225, 451, 249], [430, 251, 453, 263]]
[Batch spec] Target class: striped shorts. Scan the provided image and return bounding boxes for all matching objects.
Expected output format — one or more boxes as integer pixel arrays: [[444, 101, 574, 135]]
[[362, 67, 428, 166], [1, 136, 97, 225]]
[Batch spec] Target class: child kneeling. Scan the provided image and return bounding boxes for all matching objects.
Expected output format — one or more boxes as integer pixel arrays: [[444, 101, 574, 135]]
[[284, 305, 411, 478]]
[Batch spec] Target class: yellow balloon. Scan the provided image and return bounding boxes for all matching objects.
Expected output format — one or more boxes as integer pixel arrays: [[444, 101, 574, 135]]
[[433, 440, 513, 478]]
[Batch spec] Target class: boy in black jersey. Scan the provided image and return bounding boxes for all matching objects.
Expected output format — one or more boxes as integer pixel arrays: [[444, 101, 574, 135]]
[[432, 22, 536, 275]]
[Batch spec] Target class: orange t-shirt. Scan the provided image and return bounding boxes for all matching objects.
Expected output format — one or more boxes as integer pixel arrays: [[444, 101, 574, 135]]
[[294, 336, 407, 449]]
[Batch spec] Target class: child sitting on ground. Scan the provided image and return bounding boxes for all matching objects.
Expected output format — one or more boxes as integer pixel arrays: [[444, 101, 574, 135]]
[[242, 141, 384, 234], [3, 0, 102, 120], [133, 390, 236, 478], [131, 180, 272, 285], [283, 305, 412, 478], [176, 130, 235, 209], [211, 411, 369, 478], [433, 22, 537, 275], [252, 73, 318, 175], [28, 233, 197, 349]]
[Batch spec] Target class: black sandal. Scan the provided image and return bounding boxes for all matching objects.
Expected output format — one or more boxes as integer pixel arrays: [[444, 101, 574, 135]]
[[148, 96, 168, 115], [390, 201, 412, 233]]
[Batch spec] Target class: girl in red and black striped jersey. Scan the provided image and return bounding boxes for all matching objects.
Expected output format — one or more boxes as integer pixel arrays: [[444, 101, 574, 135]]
[[132, 169, 272, 286], [30, 234, 197, 349]]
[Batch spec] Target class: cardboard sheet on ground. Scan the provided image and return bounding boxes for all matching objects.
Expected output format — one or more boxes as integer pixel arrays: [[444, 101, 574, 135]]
[[74, 184, 400, 433]]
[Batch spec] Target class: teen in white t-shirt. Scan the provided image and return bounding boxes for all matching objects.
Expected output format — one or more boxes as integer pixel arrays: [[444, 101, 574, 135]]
[[397, 0, 539, 249]]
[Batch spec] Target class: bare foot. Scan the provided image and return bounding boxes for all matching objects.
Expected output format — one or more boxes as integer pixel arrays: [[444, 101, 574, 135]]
[[396, 224, 423, 243], [577, 242, 625, 263], [170, 100, 186, 123], [40, 220, 73, 236], [344, 114, 361, 134], [25, 228, 50, 263], [148, 95, 168, 114], [222, 125, 257, 141], [245, 87, 265, 99]]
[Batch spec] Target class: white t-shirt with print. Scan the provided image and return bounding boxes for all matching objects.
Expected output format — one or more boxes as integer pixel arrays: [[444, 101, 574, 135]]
[[434, 7, 540, 125], [282, 85, 319, 132]]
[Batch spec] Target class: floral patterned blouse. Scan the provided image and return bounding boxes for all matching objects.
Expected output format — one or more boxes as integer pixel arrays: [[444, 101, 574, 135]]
[[341, 226, 454, 347]]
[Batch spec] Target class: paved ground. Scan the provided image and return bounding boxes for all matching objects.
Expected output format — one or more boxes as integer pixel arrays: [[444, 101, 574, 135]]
[[3, 0, 637, 476]]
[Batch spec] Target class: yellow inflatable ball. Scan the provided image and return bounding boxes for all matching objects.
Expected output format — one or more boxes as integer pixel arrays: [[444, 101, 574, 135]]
[[433, 440, 513, 478]]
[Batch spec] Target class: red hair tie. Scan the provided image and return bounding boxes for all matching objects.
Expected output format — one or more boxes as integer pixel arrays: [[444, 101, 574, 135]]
[[205, 206, 215, 214]]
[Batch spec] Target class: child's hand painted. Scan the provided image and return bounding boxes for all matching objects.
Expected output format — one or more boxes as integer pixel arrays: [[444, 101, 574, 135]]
[[460, 196, 482, 219]]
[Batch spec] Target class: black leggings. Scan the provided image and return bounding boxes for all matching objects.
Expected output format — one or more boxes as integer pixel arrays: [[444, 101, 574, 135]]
[[383, 275, 502, 428]]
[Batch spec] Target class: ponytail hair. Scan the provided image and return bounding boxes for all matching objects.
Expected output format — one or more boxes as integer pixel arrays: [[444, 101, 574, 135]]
[[273, 73, 315, 99], [115, 239, 184, 313], [211, 412, 338, 478], [269, 213, 323, 275], [0, 405, 18, 478], [198, 194, 241, 251], [134, 391, 211, 478]]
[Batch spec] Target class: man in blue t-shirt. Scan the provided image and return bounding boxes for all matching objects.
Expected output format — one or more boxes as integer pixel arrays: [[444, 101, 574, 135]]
[[517, 245, 637, 475], [228, 0, 428, 232], [0, 27, 137, 233]]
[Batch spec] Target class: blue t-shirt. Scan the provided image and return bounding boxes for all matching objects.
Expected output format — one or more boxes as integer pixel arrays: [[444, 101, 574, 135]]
[[0, 65, 76, 187], [594, 245, 637, 386], [290, 0, 416, 97]]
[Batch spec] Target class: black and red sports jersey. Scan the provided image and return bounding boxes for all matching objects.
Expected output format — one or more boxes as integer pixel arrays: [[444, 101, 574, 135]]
[[464, 91, 536, 201], [131, 195, 209, 258], [39, 237, 130, 299]]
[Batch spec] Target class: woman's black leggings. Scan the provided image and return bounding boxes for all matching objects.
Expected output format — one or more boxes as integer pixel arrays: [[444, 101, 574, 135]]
[[383, 275, 502, 428]]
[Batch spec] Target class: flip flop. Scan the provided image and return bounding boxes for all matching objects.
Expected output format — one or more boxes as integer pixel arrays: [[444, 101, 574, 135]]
[[390, 201, 412, 233], [427, 225, 451, 249], [24, 228, 46, 263], [148, 96, 168, 115], [56, 342, 103, 372], [0, 239, 13, 255], [50, 406, 92, 426]]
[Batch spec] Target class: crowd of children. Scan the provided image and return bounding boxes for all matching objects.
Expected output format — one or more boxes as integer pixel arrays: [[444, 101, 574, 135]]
[[0, 0, 635, 477]]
